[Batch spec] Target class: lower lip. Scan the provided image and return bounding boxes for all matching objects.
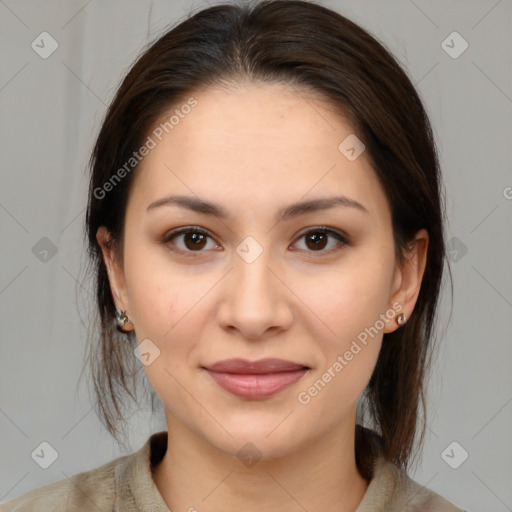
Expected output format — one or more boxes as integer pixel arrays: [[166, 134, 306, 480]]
[[205, 368, 308, 399]]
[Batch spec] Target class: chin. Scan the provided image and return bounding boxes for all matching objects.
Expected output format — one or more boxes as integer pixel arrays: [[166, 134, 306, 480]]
[[199, 413, 307, 461], [213, 432, 301, 463]]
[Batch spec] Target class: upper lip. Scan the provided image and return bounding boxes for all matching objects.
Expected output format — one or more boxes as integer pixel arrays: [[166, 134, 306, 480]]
[[203, 358, 309, 374]]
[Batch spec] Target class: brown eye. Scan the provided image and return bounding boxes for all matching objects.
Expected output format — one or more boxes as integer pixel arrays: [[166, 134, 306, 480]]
[[293, 227, 348, 254], [182, 231, 207, 250], [305, 231, 328, 250], [163, 227, 219, 254]]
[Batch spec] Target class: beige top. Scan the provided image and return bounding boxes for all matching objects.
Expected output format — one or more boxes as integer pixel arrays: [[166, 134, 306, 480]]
[[1, 427, 465, 511]]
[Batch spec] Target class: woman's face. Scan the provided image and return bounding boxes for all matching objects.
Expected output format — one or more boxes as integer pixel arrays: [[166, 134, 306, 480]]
[[99, 82, 426, 459]]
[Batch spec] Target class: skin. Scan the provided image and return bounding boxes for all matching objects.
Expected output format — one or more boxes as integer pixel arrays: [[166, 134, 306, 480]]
[[97, 82, 428, 512]]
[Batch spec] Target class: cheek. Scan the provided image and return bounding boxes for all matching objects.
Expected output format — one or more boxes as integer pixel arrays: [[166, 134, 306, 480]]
[[294, 248, 394, 345], [299, 340, 381, 426], [124, 242, 212, 336], [124, 258, 208, 410], [292, 247, 393, 407], [120, 251, 199, 400]]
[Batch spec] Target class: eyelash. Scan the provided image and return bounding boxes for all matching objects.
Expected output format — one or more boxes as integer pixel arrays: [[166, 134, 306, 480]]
[[162, 225, 349, 257]]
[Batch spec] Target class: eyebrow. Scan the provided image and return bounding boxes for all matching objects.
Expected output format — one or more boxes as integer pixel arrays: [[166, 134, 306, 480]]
[[146, 194, 369, 221]]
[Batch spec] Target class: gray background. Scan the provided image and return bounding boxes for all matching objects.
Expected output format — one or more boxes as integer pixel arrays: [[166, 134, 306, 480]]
[[1, 0, 511, 510]]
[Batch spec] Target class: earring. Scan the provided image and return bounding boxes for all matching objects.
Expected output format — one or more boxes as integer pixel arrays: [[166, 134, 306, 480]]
[[115, 308, 133, 329], [397, 312, 407, 327]]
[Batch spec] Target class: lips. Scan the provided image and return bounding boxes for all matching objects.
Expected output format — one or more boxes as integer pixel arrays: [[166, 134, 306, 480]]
[[204, 358, 308, 374], [202, 358, 309, 399]]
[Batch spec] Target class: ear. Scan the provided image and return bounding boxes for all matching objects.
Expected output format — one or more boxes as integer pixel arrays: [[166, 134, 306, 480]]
[[96, 226, 132, 328], [384, 228, 429, 333]]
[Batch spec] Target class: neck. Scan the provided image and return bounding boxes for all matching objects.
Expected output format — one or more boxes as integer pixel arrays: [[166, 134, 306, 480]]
[[153, 412, 369, 512]]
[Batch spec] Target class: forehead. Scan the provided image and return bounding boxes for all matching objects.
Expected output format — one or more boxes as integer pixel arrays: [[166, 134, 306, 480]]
[[161, 82, 352, 155], [129, 82, 389, 220]]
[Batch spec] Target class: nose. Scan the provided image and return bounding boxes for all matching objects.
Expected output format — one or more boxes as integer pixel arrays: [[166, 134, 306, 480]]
[[216, 242, 293, 340]]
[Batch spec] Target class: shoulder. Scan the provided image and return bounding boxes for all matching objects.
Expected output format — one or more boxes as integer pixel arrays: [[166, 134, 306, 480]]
[[1, 431, 169, 512], [372, 459, 466, 511], [0, 452, 130, 512], [355, 425, 466, 512]]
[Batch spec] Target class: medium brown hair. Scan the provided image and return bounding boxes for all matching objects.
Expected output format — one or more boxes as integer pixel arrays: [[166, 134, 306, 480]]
[[83, 0, 452, 478]]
